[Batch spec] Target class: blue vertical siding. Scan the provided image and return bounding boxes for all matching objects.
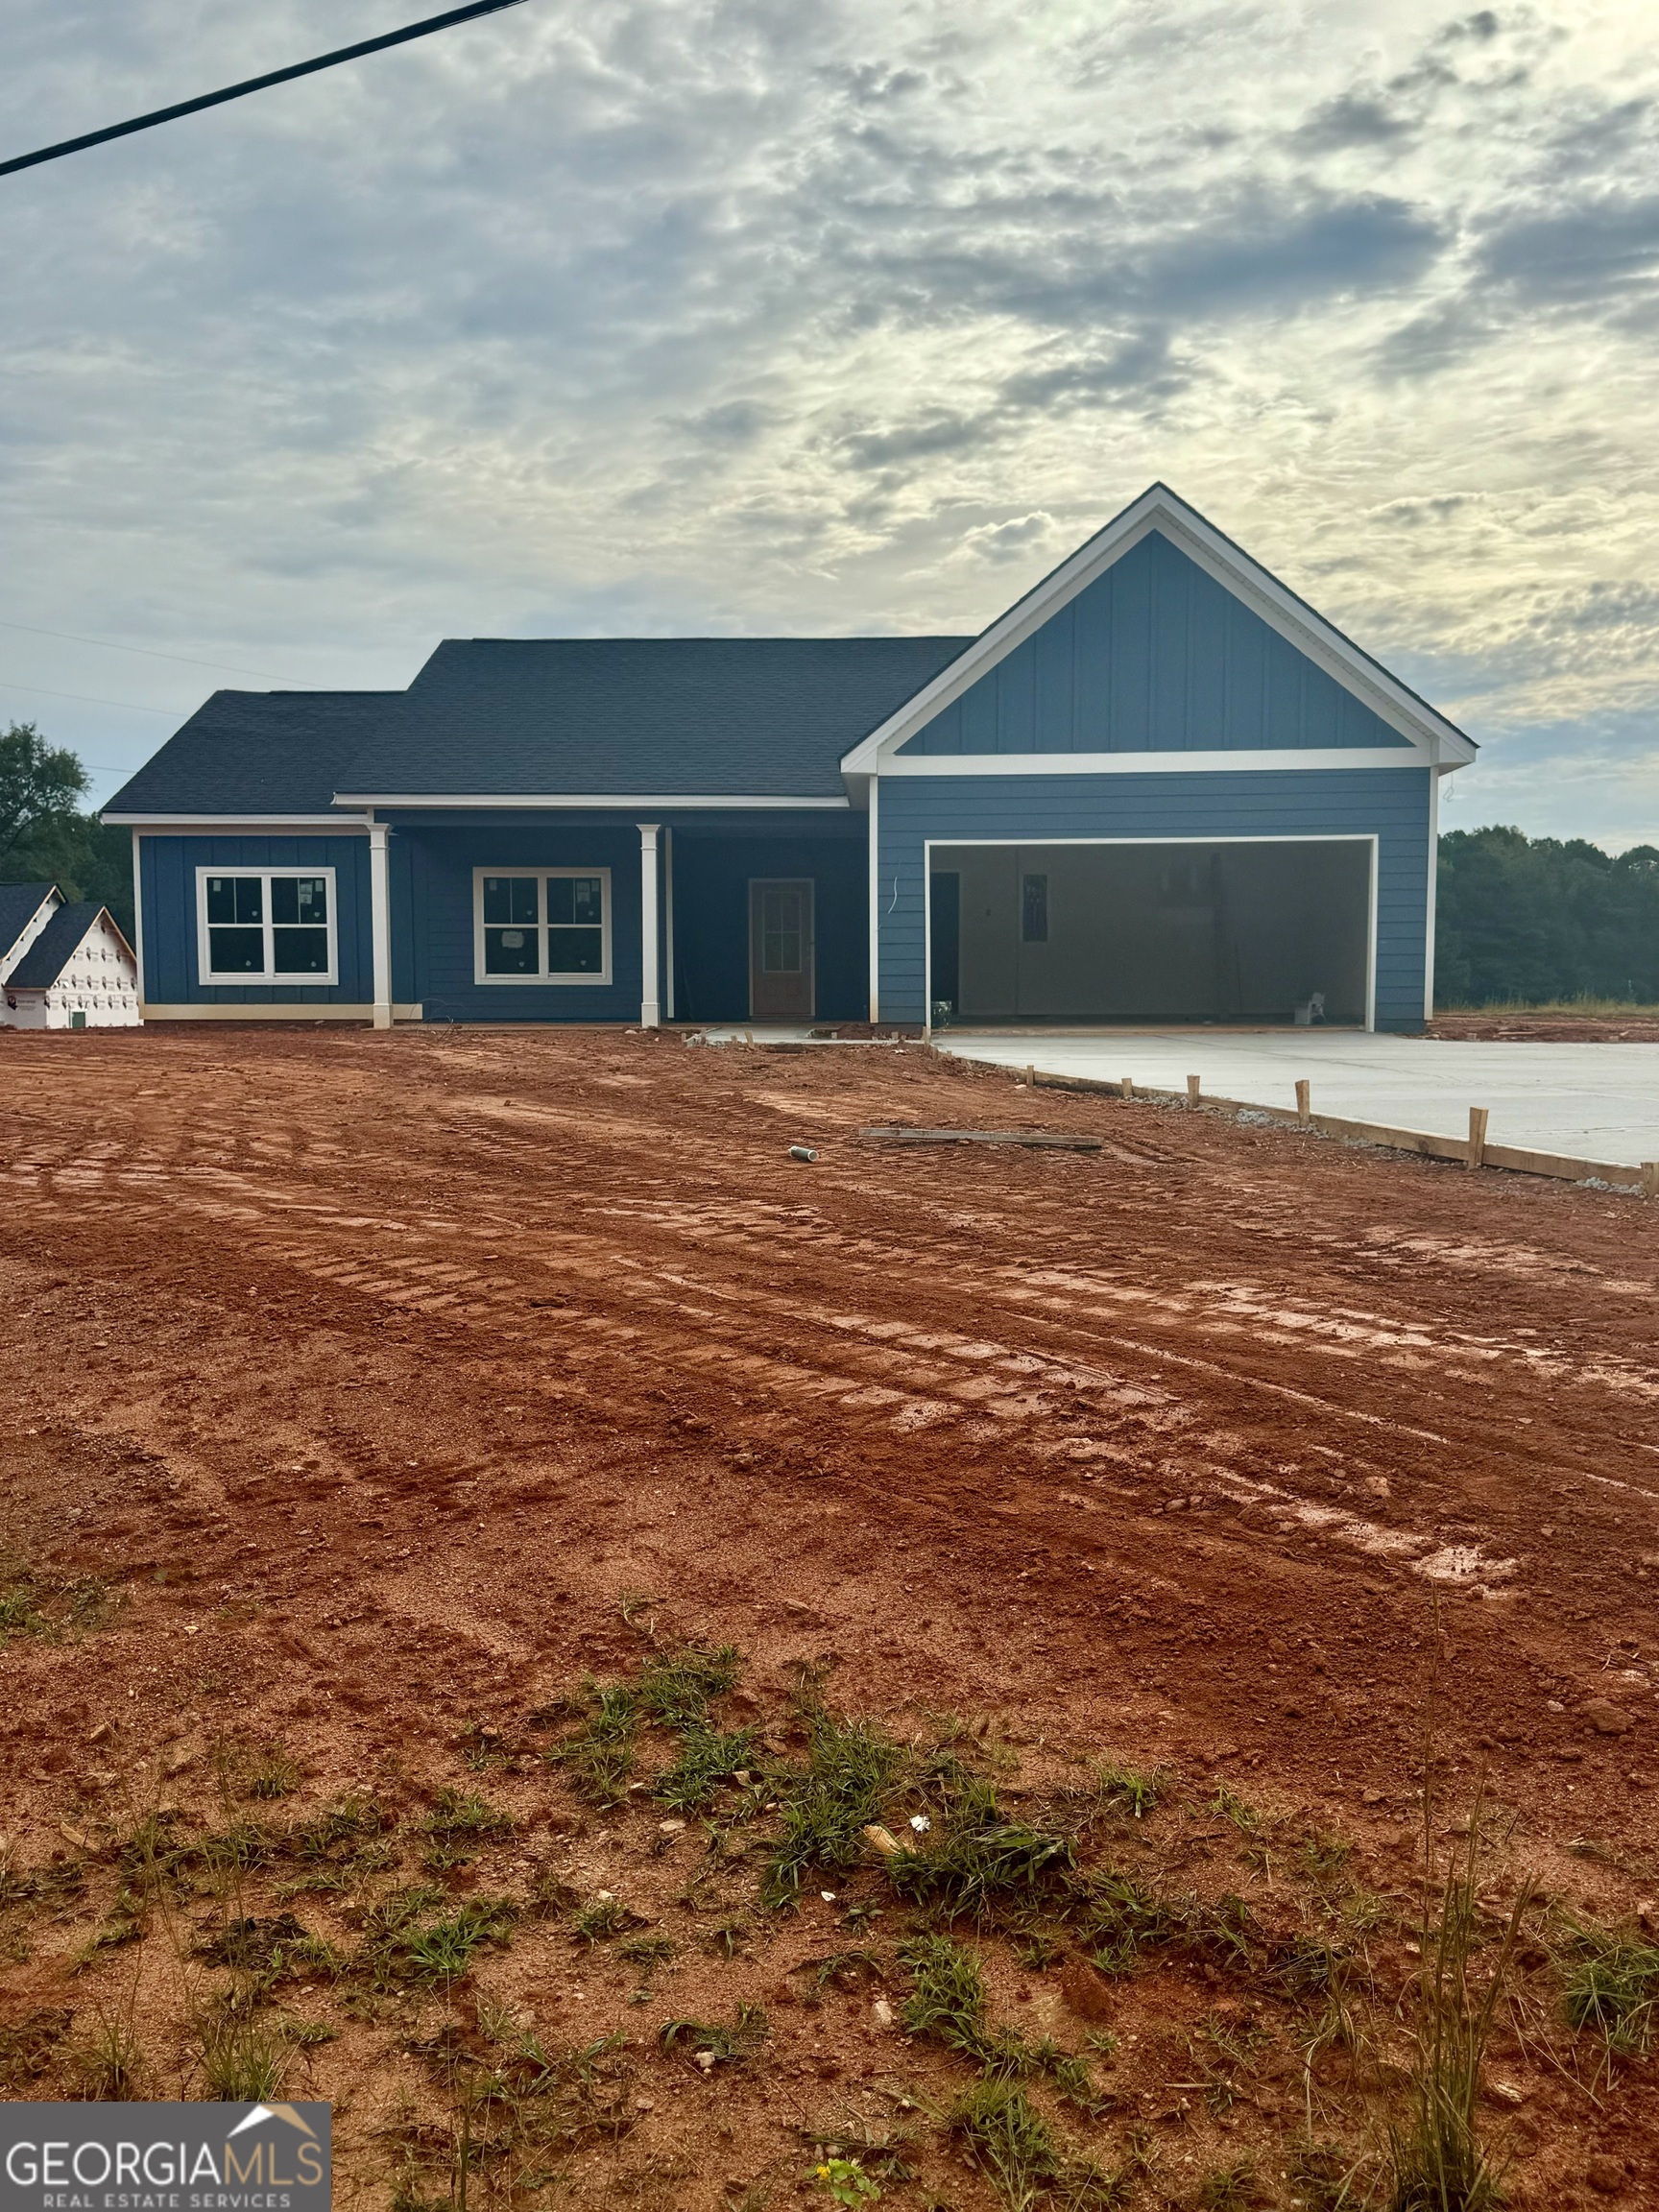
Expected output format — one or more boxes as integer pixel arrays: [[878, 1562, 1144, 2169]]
[[901, 530, 1413, 756], [390, 820, 643, 1022], [877, 768, 1432, 1029], [137, 834, 373, 1004]]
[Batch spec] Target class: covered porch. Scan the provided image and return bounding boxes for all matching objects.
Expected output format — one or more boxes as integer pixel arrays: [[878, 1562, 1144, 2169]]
[[377, 806, 868, 1026]]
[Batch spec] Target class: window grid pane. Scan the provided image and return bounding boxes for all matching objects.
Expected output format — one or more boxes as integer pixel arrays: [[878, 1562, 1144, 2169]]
[[478, 872, 606, 980]]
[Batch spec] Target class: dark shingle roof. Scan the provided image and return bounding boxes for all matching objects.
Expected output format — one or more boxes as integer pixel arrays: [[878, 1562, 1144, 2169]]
[[0, 882, 58, 961], [103, 691, 401, 817], [335, 637, 976, 800], [9, 902, 109, 989]]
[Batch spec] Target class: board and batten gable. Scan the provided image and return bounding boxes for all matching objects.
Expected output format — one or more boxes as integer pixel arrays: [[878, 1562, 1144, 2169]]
[[897, 530, 1415, 757]]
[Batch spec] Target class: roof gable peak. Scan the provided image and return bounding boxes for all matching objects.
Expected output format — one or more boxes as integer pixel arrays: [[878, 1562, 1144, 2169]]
[[841, 483, 1475, 772]]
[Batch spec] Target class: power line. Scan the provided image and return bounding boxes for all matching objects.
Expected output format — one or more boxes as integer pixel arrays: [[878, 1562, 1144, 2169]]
[[0, 617, 318, 687], [0, 0, 539, 179], [0, 678, 184, 715]]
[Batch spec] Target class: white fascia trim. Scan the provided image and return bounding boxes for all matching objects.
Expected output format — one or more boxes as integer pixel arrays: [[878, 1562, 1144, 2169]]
[[106, 814, 373, 831], [332, 792, 851, 810], [882, 747, 1429, 777], [839, 484, 1478, 775], [140, 1001, 423, 1022]]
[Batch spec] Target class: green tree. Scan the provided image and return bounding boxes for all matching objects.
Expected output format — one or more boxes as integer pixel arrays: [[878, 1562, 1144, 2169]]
[[0, 721, 87, 866], [0, 721, 133, 937], [1435, 826, 1659, 1006]]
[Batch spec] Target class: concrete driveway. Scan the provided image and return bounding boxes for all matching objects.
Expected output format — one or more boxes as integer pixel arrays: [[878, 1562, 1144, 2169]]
[[934, 1028, 1659, 1170]]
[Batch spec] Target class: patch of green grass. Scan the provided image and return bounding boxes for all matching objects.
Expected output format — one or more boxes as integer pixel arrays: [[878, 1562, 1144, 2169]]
[[657, 1722, 757, 1811], [285, 1793, 393, 1863], [246, 1749, 301, 1800], [0, 1561, 118, 1645], [659, 2003, 769, 2064], [1383, 1803, 1521, 2212], [421, 1787, 514, 1866], [763, 1710, 905, 1906], [1559, 1917, 1659, 2056], [0, 2008, 71, 2092], [1196, 2156, 1266, 2211], [637, 1641, 742, 1725], [618, 1932, 676, 1972], [548, 1679, 641, 1805], [1295, 1832, 1354, 1885], [947, 2079, 1061, 2212], [901, 1932, 989, 2057], [1093, 1765, 1164, 1819], [887, 1778, 1075, 1922], [899, 1935, 1100, 2111], [196, 2013, 291, 2102], [1208, 1785, 1261, 1835], [569, 1896, 639, 1943], [365, 1887, 515, 1987], [66, 2010, 148, 2101]]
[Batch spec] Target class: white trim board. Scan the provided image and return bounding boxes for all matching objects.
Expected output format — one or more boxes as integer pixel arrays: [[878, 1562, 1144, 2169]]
[[922, 832, 1381, 1036], [882, 747, 1430, 777], [332, 792, 851, 811], [841, 484, 1478, 776], [142, 1002, 423, 1022], [106, 814, 372, 830]]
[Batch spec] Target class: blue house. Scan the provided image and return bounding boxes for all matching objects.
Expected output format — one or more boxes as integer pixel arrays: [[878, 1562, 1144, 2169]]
[[105, 485, 1475, 1033]]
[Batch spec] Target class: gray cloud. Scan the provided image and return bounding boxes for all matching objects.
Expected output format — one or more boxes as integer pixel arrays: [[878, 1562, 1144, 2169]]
[[1, 0, 1659, 847]]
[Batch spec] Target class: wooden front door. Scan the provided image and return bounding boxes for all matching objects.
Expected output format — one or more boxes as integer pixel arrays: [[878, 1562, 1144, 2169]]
[[748, 878, 814, 1019]]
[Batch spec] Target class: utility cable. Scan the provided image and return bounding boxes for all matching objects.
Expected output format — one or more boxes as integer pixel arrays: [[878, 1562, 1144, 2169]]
[[0, 618, 318, 687], [0, 0, 538, 179]]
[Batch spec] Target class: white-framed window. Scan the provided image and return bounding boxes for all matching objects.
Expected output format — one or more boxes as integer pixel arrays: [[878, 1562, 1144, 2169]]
[[195, 867, 339, 984], [472, 867, 612, 986]]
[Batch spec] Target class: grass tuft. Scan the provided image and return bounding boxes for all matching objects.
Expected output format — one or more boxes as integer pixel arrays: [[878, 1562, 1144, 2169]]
[[763, 1711, 904, 1906], [656, 1722, 757, 1811], [947, 2079, 1061, 2212], [886, 1777, 1074, 1921], [196, 2013, 291, 2102], [1559, 1916, 1659, 2056], [659, 2003, 769, 2063], [1383, 1791, 1523, 2212]]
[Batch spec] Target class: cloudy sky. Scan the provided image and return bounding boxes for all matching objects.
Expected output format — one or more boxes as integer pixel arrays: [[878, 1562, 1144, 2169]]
[[3, 0, 1657, 840]]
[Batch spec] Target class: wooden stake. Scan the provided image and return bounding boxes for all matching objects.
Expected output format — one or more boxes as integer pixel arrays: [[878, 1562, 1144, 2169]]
[[1643, 1162, 1659, 1201], [1187, 1073, 1201, 1106], [1467, 1105, 1489, 1170], [1024, 1063, 1035, 1089], [1119, 1075, 1134, 1101], [1295, 1078, 1310, 1125]]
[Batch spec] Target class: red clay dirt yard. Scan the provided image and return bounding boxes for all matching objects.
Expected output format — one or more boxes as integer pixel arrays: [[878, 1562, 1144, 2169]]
[[1, 1025, 1656, 2211]]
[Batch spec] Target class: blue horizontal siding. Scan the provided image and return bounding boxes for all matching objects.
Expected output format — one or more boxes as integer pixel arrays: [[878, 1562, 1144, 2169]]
[[138, 834, 373, 1004], [877, 768, 1431, 1029], [902, 530, 1412, 756]]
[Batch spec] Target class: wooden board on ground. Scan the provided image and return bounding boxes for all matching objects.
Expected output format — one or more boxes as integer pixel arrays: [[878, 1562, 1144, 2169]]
[[861, 1125, 1103, 1151]]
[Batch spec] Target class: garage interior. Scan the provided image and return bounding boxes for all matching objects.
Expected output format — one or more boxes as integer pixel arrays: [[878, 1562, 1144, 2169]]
[[928, 839, 1372, 1026]]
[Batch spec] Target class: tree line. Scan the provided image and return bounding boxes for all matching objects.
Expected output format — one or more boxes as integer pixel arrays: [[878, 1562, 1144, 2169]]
[[1434, 826, 1659, 1008]]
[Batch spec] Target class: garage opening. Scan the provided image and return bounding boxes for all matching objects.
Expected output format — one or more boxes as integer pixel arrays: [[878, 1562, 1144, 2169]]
[[929, 840, 1372, 1026]]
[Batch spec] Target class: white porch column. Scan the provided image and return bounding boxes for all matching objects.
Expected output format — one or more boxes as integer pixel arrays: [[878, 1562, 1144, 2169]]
[[638, 822, 661, 1028], [866, 775, 880, 1023], [663, 826, 676, 1022], [368, 820, 393, 1030], [130, 829, 147, 1011]]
